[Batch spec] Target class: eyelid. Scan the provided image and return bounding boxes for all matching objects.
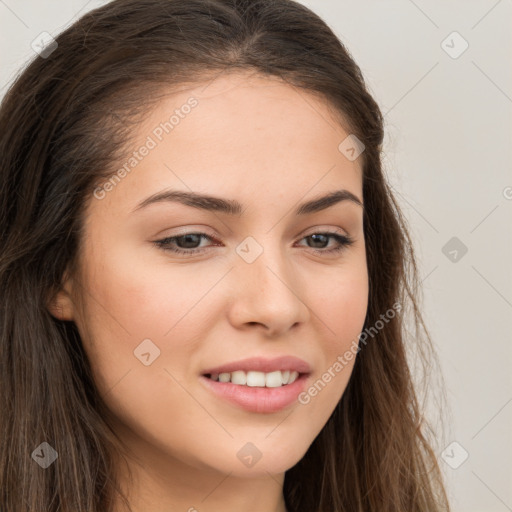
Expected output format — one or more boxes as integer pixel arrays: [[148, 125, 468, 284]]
[[154, 224, 350, 242], [153, 225, 355, 258], [301, 225, 349, 237]]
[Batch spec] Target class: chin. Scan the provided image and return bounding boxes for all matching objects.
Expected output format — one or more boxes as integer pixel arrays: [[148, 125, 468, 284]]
[[200, 437, 311, 477]]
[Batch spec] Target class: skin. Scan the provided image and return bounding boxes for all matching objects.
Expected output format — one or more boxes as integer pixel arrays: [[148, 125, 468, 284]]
[[48, 71, 369, 512]]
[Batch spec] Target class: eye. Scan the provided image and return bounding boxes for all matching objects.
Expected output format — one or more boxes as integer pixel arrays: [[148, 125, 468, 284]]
[[297, 232, 354, 254], [153, 230, 354, 256], [154, 232, 218, 256]]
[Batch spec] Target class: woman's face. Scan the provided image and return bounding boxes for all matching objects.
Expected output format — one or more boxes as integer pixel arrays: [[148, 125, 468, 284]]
[[52, 72, 368, 480]]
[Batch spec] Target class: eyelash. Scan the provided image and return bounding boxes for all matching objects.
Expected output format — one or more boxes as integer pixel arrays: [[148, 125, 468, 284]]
[[153, 231, 354, 256]]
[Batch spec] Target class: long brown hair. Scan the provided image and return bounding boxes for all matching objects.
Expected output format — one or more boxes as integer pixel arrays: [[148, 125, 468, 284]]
[[0, 0, 451, 510]]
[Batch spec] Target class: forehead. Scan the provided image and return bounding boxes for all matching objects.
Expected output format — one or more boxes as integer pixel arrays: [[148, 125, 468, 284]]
[[89, 71, 363, 216]]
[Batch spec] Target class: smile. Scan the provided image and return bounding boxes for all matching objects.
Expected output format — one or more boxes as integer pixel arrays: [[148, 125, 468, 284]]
[[199, 372, 309, 413], [205, 369, 300, 387]]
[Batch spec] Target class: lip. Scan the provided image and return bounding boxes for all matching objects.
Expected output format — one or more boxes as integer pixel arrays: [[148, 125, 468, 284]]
[[201, 356, 312, 376], [199, 372, 309, 413]]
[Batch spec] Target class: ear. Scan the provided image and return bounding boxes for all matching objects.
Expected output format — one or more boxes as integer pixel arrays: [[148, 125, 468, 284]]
[[47, 269, 76, 321]]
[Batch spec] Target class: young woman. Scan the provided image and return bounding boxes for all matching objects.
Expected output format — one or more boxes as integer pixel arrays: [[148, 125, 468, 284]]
[[0, 0, 451, 511]]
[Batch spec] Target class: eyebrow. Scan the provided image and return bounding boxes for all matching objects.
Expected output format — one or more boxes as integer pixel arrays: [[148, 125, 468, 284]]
[[132, 189, 363, 216]]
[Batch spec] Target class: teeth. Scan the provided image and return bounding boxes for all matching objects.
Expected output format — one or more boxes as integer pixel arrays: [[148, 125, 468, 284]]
[[208, 370, 301, 387], [246, 371, 266, 387], [231, 370, 246, 385], [264, 371, 282, 388], [288, 371, 299, 384]]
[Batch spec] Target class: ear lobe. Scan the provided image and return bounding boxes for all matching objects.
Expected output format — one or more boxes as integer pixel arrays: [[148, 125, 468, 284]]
[[47, 292, 74, 321], [47, 271, 75, 321]]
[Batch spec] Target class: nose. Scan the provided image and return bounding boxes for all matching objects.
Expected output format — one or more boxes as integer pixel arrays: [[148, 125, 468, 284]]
[[226, 243, 310, 337]]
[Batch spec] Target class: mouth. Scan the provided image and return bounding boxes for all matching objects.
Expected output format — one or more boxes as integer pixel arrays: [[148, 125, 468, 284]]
[[199, 371, 310, 413], [198, 356, 311, 412], [203, 369, 305, 388]]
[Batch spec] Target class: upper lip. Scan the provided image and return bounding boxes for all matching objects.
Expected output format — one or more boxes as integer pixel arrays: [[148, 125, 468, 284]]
[[201, 356, 311, 376]]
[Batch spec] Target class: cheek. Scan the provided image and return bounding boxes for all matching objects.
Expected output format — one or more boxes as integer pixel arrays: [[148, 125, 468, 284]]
[[74, 253, 214, 460], [333, 284, 368, 347], [74, 242, 221, 393], [300, 261, 368, 410], [314, 259, 369, 347]]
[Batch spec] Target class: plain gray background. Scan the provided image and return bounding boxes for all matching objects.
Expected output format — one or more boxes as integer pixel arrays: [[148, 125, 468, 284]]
[[1, 1, 511, 510]]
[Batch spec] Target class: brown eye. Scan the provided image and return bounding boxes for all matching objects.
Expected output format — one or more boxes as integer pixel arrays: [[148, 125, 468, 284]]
[[297, 232, 354, 255], [154, 233, 216, 255], [154, 231, 354, 257]]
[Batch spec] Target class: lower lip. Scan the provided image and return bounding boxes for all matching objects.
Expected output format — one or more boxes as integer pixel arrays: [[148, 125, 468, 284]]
[[199, 374, 309, 413]]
